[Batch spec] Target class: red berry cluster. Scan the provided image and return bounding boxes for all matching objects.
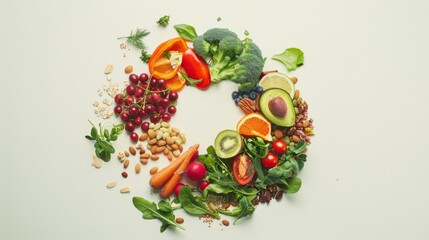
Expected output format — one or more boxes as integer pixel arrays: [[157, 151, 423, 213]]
[[113, 72, 178, 142]]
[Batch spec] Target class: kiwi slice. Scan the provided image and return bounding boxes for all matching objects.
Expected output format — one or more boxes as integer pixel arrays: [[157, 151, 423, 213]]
[[214, 130, 243, 159]]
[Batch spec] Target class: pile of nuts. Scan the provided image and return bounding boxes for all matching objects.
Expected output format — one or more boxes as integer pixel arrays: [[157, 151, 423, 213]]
[[116, 121, 186, 170]]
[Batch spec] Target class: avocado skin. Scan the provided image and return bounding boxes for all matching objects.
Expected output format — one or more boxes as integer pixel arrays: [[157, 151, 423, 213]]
[[259, 88, 295, 127]]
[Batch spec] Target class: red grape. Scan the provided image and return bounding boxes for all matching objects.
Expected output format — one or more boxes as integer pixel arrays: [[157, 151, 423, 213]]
[[161, 113, 171, 122], [124, 96, 134, 106], [160, 98, 171, 107], [158, 79, 167, 89], [135, 87, 144, 97], [125, 122, 135, 132], [151, 92, 161, 103], [126, 85, 136, 95], [133, 116, 143, 127], [150, 115, 160, 123], [114, 94, 124, 104], [145, 104, 155, 114], [113, 105, 123, 115], [141, 121, 150, 132], [128, 106, 139, 117], [139, 109, 148, 118], [167, 105, 176, 114], [120, 112, 130, 121], [169, 92, 178, 101]]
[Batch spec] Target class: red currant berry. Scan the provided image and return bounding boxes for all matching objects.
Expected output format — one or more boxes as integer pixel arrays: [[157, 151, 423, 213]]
[[113, 105, 123, 115], [133, 116, 143, 127], [141, 121, 150, 132], [167, 105, 177, 114], [125, 122, 135, 132], [157, 79, 167, 89], [160, 98, 171, 107], [156, 105, 165, 114], [139, 109, 148, 118], [129, 74, 139, 84], [169, 92, 178, 101], [120, 112, 130, 122], [151, 92, 161, 103], [161, 113, 171, 122], [124, 96, 134, 106], [130, 132, 139, 142], [150, 115, 161, 123], [135, 87, 144, 97], [128, 106, 139, 117], [139, 73, 149, 83], [144, 104, 155, 114], [114, 94, 124, 104], [126, 85, 136, 95]]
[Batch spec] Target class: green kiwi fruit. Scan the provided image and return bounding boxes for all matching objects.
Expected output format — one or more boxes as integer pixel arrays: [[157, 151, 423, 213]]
[[214, 129, 243, 159]]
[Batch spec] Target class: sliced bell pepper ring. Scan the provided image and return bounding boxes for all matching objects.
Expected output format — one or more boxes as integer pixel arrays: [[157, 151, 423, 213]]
[[181, 48, 211, 90], [148, 37, 189, 80]]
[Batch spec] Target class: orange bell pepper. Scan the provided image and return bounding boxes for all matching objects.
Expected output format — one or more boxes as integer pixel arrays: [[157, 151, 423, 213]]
[[148, 37, 189, 80]]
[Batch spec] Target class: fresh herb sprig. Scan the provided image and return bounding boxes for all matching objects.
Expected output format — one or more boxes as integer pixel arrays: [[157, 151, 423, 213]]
[[85, 121, 124, 162], [157, 15, 170, 27], [118, 28, 150, 50], [140, 49, 151, 63], [133, 197, 184, 233]]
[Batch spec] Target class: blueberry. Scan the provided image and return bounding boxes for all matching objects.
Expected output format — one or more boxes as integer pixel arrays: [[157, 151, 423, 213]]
[[231, 91, 240, 100], [249, 91, 257, 100], [254, 85, 264, 93], [233, 97, 241, 104]]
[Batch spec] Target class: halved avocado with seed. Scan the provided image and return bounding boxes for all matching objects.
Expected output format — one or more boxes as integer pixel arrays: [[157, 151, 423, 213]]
[[259, 88, 295, 127], [214, 129, 243, 159]]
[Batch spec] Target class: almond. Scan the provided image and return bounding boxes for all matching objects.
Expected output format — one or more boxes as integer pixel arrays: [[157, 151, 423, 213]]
[[129, 146, 136, 155], [104, 64, 113, 74], [135, 163, 141, 174], [124, 65, 133, 74]]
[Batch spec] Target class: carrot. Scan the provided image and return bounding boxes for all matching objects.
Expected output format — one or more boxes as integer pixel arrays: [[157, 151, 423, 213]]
[[158, 144, 199, 198], [149, 144, 199, 189]]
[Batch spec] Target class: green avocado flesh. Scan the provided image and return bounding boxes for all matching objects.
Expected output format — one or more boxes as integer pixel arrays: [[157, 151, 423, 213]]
[[259, 88, 295, 127], [214, 129, 243, 159]]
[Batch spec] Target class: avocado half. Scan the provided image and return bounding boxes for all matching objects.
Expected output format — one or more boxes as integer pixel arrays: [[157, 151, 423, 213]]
[[259, 88, 296, 127]]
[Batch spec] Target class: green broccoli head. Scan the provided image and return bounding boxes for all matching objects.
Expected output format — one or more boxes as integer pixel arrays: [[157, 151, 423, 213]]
[[192, 28, 264, 88]]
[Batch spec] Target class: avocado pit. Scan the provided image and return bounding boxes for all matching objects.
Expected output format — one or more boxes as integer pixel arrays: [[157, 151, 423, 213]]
[[268, 96, 287, 118]]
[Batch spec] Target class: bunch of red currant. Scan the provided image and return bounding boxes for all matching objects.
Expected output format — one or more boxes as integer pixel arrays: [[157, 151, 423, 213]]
[[113, 72, 178, 141]]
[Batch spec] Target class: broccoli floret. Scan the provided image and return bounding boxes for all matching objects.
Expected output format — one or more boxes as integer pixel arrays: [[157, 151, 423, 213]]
[[192, 28, 264, 91]]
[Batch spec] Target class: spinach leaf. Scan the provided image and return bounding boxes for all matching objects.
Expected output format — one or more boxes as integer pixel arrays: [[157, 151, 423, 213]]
[[218, 196, 255, 223], [285, 177, 302, 194], [85, 121, 124, 162], [174, 24, 198, 41], [272, 47, 304, 71], [132, 197, 185, 232], [178, 186, 219, 219]]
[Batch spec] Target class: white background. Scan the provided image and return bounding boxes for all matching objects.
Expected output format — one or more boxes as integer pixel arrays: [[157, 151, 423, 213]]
[[1, 0, 428, 239]]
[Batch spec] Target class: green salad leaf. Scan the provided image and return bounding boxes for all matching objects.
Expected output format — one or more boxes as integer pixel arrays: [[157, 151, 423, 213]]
[[174, 24, 198, 41], [272, 47, 304, 71]]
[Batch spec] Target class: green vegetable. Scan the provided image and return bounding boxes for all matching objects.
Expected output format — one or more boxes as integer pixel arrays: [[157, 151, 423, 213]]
[[157, 15, 170, 27], [193, 28, 264, 91], [218, 196, 255, 223], [132, 197, 184, 232], [272, 47, 304, 71], [174, 24, 198, 41], [179, 72, 202, 86], [178, 186, 220, 219], [117, 29, 150, 50], [140, 49, 151, 63], [85, 121, 124, 162]]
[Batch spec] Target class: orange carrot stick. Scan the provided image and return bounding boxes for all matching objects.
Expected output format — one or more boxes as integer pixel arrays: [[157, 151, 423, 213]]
[[159, 144, 199, 198], [149, 144, 199, 189]]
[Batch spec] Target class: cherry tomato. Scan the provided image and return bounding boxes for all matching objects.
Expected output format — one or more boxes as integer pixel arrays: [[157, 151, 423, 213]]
[[272, 139, 287, 155], [232, 154, 255, 185], [261, 152, 279, 168]]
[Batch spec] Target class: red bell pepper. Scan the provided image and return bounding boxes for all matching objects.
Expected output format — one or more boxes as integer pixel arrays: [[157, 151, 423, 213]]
[[181, 48, 211, 90]]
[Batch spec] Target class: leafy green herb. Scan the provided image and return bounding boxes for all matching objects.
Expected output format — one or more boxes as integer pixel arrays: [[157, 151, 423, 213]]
[[178, 186, 220, 219], [244, 30, 250, 36], [118, 29, 150, 50], [179, 72, 202, 86], [173, 24, 198, 41], [272, 47, 304, 71], [217, 17, 222, 22], [243, 137, 269, 158], [162, 51, 171, 59], [140, 49, 151, 63], [285, 176, 302, 194], [157, 15, 170, 27], [85, 121, 124, 162], [218, 196, 255, 223], [132, 197, 184, 232]]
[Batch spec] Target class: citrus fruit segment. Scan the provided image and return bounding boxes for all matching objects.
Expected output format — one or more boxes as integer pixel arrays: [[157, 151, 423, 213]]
[[237, 112, 272, 141], [258, 72, 295, 98]]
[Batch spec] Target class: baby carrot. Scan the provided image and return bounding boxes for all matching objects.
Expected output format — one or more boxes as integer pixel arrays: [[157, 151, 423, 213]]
[[158, 144, 199, 198], [149, 144, 199, 189]]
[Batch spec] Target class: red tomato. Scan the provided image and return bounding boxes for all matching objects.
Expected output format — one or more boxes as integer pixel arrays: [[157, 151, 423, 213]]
[[272, 139, 287, 155], [261, 152, 279, 168], [181, 48, 211, 90], [232, 154, 255, 185]]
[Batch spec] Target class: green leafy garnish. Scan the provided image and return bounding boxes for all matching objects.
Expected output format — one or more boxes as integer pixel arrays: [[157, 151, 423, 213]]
[[272, 47, 304, 71], [85, 121, 124, 162], [173, 24, 198, 41], [178, 186, 220, 219], [140, 49, 151, 63], [157, 15, 170, 27], [218, 196, 255, 223], [118, 29, 150, 50], [217, 17, 222, 22], [179, 72, 202, 86], [133, 197, 184, 232]]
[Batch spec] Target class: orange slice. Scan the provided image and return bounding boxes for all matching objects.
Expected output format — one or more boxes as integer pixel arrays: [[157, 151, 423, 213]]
[[236, 112, 273, 141]]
